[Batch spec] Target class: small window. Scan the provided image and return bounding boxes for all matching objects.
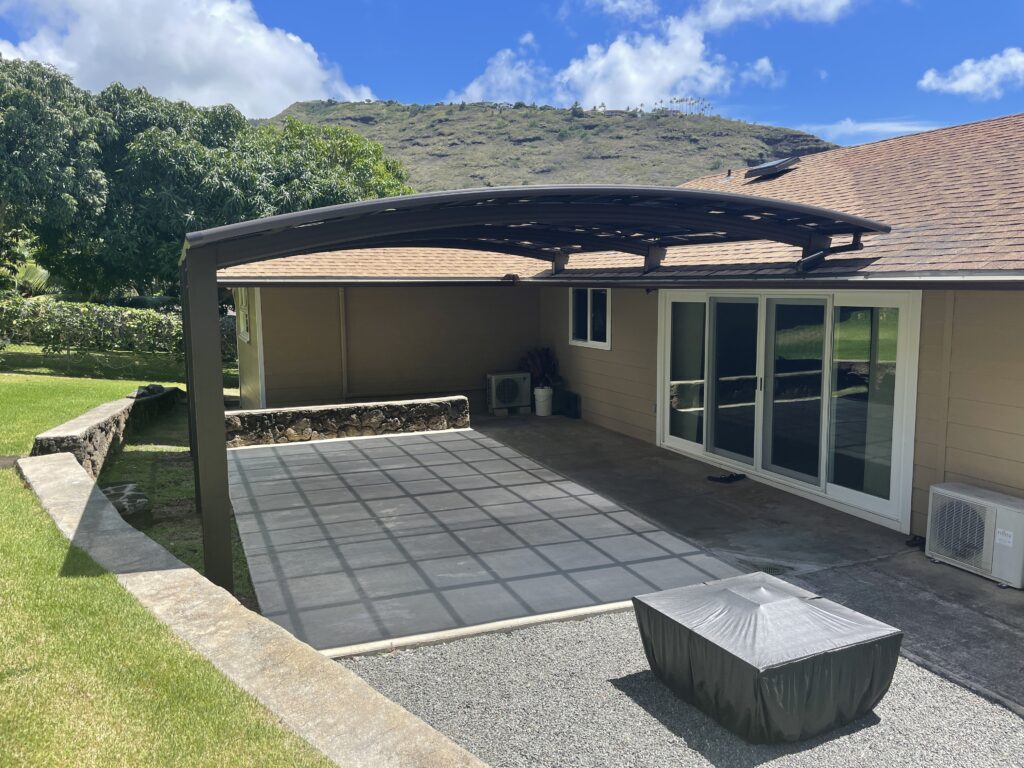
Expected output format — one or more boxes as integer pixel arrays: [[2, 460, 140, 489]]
[[569, 288, 611, 349], [236, 289, 251, 343]]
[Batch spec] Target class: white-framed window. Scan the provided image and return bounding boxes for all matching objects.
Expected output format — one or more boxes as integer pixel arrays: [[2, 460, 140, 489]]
[[236, 288, 251, 343], [569, 287, 611, 350]]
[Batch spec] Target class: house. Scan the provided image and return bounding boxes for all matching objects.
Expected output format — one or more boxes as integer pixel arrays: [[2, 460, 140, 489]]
[[218, 112, 1024, 541]]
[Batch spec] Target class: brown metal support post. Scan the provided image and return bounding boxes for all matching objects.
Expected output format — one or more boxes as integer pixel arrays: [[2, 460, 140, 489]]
[[182, 247, 234, 592]]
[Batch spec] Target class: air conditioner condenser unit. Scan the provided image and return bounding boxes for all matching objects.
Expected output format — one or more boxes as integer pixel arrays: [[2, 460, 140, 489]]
[[486, 372, 531, 414], [926, 482, 1024, 589]]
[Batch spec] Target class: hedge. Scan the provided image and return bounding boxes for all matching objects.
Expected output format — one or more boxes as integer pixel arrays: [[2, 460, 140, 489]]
[[0, 298, 183, 356]]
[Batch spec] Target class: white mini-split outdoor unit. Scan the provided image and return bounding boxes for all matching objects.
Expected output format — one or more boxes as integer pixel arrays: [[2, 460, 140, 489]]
[[926, 482, 1024, 589], [486, 372, 531, 414]]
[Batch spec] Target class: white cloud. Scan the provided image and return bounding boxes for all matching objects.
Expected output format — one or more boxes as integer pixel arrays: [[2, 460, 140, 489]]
[[0, 0, 372, 117], [800, 118, 939, 144], [447, 48, 549, 104], [552, 0, 852, 108], [742, 56, 784, 88], [587, 0, 659, 19], [918, 47, 1024, 100], [518, 31, 537, 48]]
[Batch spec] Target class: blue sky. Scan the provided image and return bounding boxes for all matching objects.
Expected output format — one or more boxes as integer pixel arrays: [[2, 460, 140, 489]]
[[2, 0, 1022, 143]]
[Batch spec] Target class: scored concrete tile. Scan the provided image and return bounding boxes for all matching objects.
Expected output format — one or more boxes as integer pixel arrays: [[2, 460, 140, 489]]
[[327, 458, 378, 473], [508, 519, 579, 546], [372, 455, 421, 470], [376, 593, 459, 639], [442, 583, 527, 626], [304, 487, 359, 506], [533, 496, 599, 518], [578, 493, 622, 513], [512, 483, 569, 502], [353, 562, 430, 599], [296, 474, 350, 492], [430, 462, 484, 479], [529, 468, 562, 482], [431, 507, 495, 529], [453, 525, 525, 553], [489, 470, 539, 486], [385, 466, 435, 482], [445, 474, 497, 491], [554, 480, 590, 496], [478, 547, 556, 579], [507, 574, 593, 614], [510, 457, 543, 471], [288, 463, 336, 478], [246, 491, 309, 512], [455, 448, 501, 462], [343, 470, 391, 487], [417, 491, 474, 512], [470, 459, 519, 474], [463, 486, 521, 506], [685, 552, 745, 579], [418, 554, 492, 588], [607, 510, 659, 533], [376, 513, 444, 538], [558, 514, 632, 540], [416, 452, 462, 467], [256, 543, 346, 579], [569, 565, 657, 603], [628, 557, 709, 590], [242, 478, 300, 496], [590, 532, 671, 562], [365, 496, 424, 518], [535, 540, 614, 570], [398, 531, 469, 560], [399, 478, 453, 495], [282, 601, 386, 650], [336, 538, 407, 570], [353, 483, 405, 501], [482, 501, 549, 524], [641, 530, 701, 555]]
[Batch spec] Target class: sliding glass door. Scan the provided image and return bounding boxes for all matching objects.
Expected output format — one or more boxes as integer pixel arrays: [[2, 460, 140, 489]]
[[763, 300, 827, 483], [659, 290, 918, 530]]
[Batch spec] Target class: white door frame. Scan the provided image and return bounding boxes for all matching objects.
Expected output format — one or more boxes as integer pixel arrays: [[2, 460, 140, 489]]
[[656, 287, 921, 533]]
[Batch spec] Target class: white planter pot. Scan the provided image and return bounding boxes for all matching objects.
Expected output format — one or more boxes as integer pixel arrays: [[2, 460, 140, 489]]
[[534, 386, 553, 417]]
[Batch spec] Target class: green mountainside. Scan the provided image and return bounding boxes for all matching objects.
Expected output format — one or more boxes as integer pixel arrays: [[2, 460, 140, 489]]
[[268, 100, 834, 192]]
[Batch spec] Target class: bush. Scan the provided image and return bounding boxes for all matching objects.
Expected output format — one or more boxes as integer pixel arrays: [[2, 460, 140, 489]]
[[0, 297, 183, 357]]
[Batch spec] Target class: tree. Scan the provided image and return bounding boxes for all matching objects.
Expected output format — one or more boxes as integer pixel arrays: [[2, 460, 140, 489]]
[[0, 57, 108, 289]]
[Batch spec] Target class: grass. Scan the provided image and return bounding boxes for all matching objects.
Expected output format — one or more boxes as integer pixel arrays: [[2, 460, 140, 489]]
[[98, 402, 256, 607], [0, 469, 332, 767], [1, 343, 238, 390]]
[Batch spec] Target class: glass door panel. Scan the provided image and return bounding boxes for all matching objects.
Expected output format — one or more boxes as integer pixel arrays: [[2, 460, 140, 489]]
[[667, 301, 706, 446], [709, 299, 759, 463], [829, 306, 900, 499], [763, 300, 826, 483]]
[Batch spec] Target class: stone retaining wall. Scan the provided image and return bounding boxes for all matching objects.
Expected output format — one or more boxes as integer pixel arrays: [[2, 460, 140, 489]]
[[31, 386, 181, 477], [225, 396, 471, 448]]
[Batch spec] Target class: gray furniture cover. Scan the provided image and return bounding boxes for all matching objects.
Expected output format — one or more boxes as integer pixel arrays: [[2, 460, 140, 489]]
[[634, 572, 902, 743]]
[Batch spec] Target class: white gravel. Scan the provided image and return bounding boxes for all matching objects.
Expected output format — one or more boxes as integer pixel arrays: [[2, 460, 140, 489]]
[[343, 610, 1024, 768]]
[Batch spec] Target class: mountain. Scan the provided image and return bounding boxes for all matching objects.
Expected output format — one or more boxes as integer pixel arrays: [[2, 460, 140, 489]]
[[268, 100, 834, 192]]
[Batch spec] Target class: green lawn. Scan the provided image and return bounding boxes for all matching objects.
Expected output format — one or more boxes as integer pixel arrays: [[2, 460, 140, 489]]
[[0, 356, 319, 764], [98, 402, 256, 607], [0, 469, 331, 767]]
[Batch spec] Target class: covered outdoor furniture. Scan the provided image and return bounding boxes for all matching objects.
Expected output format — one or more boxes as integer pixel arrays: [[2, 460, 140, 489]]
[[633, 572, 902, 743]]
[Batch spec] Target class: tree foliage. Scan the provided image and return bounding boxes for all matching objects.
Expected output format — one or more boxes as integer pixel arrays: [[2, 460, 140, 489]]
[[0, 57, 108, 288], [0, 60, 412, 296]]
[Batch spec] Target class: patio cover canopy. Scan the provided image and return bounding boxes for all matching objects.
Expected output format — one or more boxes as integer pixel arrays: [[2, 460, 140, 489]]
[[181, 185, 889, 590]]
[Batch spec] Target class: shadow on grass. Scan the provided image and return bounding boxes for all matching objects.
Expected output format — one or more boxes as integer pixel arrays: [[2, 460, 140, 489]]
[[609, 670, 880, 768]]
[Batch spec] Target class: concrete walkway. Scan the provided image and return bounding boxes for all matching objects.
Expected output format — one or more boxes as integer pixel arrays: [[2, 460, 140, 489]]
[[228, 429, 740, 652], [476, 415, 1024, 715]]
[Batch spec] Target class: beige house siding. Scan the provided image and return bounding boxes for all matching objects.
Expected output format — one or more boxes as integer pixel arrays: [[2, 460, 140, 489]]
[[344, 286, 539, 412], [911, 289, 1024, 535], [235, 287, 263, 410], [538, 287, 659, 443], [260, 287, 346, 406]]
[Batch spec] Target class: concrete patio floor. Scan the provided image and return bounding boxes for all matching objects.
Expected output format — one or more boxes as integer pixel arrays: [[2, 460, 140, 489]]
[[474, 414, 1024, 715], [227, 429, 740, 652]]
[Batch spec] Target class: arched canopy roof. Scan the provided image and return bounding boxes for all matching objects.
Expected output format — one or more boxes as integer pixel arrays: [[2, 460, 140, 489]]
[[184, 185, 890, 274]]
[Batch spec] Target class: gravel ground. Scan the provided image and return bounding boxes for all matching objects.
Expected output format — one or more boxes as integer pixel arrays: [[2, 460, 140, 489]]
[[343, 610, 1024, 768]]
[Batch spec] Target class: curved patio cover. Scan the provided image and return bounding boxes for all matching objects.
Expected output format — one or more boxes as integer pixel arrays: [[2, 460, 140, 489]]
[[180, 185, 889, 591], [184, 185, 890, 273]]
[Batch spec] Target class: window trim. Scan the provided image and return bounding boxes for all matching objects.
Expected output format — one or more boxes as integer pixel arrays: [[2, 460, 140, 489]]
[[568, 287, 612, 350], [236, 288, 251, 343]]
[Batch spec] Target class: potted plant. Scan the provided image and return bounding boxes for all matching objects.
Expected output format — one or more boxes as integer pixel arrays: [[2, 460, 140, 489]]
[[519, 347, 561, 416]]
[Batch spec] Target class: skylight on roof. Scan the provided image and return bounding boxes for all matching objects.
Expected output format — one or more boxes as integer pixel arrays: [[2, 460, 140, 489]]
[[745, 156, 800, 179]]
